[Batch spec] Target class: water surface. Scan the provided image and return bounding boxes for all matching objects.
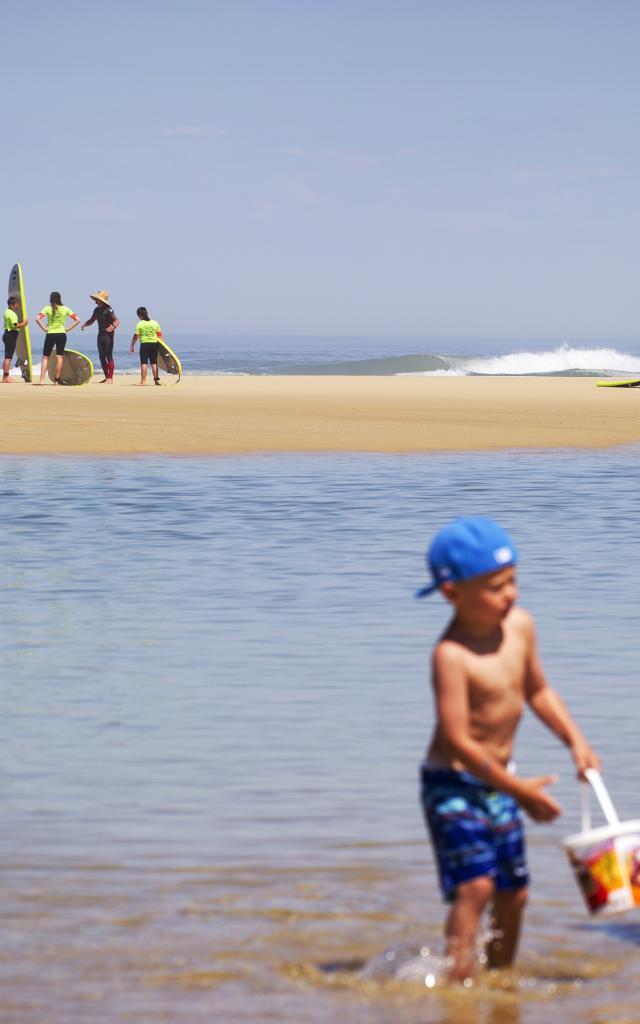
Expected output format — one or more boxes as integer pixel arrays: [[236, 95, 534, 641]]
[[1, 450, 639, 1023]]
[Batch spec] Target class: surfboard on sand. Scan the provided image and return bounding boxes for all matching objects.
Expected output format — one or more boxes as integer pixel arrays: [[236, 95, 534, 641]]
[[7, 263, 33, 382], [157, 338, 182, 382], [47, 348, 94, 386], [596, 379, 640, 388]]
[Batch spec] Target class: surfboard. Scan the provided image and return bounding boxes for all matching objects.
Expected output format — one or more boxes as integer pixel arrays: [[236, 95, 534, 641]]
[[7, 263, 33, 382], [157, 338, 182, 382], [596, 379, 640, 388], [47, 348, 94, 386]]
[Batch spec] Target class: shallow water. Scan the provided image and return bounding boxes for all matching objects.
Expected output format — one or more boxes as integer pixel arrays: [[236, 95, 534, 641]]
[[1, 450, 640, 1023]]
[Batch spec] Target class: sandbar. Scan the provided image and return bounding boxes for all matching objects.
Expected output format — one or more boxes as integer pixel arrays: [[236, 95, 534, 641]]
[[0, 375, 638, 455]]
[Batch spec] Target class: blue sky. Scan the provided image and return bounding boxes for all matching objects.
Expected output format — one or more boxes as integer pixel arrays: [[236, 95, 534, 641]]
[[7, 0, 640, 337]]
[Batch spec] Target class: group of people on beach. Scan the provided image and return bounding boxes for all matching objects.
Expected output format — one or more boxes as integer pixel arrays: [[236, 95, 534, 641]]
[[2, 290, 165, 385]]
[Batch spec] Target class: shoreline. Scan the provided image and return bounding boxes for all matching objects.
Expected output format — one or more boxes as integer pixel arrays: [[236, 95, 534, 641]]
[[0, 375, 639, 455]]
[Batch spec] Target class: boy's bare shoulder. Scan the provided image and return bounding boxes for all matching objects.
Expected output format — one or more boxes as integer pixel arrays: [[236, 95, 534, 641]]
[[432, 634, 465, 670], [509, 605, 535, 634]]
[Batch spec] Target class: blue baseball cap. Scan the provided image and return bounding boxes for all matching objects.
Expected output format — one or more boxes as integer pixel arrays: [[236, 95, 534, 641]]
[[416, 517, 517, 598]]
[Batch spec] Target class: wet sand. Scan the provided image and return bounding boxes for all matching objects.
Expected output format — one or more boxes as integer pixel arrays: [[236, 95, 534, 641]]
[[0, 375, 639, 454]]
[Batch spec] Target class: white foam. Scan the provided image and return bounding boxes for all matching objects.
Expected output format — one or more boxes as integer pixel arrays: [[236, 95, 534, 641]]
[[459, 344, 640, 376]]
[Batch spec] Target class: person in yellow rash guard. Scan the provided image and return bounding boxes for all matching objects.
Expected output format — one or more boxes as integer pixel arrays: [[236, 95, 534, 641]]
[[35, 291, 80, 385], [2, 296, 28, 383], [130, 306, 163, 386]]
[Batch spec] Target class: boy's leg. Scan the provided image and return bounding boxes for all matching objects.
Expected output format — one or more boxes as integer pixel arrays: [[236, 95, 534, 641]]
[[486, 887, 528, 969], [446, 875, 495, 981]]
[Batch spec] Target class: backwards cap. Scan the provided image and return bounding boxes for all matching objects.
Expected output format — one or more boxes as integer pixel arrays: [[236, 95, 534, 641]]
[[416, 517, 517, 598]]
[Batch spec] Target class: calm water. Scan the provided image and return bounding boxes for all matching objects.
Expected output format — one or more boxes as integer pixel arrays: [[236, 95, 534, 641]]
[[1, 450, 640, 1024]]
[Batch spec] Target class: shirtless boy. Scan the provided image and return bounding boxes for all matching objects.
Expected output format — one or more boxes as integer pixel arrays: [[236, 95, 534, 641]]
[[416, 517, 600, 981]]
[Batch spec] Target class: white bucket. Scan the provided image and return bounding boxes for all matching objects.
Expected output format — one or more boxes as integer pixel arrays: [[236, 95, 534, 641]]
[[562, 769, 640, 916]]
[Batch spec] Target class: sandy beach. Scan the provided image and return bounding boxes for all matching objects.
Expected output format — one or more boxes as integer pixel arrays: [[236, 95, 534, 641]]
[[0, 375, 639, 455]]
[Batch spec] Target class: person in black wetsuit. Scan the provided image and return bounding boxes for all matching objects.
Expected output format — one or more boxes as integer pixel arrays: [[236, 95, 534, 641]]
[[81, 290, 119, 382]]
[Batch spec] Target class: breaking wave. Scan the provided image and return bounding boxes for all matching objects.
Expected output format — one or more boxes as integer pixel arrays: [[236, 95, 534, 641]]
[[272, 344, 640, 377]]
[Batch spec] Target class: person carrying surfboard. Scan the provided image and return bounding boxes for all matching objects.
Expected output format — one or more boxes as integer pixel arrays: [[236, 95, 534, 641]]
[[81, 290, 119, 383], [2, 296, 28, 383], [35, 292, 80, 385], [130, 307, 162, 386]]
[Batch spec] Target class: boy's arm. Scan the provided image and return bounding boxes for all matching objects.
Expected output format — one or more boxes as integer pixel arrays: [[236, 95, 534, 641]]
[[432, 643, 561, 822], [524, 620, 601, 777]]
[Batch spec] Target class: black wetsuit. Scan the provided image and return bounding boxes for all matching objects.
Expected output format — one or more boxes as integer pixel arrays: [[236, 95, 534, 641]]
[[85, 304, 117, 379]]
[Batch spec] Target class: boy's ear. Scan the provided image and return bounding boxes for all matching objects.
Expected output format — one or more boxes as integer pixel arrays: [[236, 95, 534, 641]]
[[440, 581, 457, 603]]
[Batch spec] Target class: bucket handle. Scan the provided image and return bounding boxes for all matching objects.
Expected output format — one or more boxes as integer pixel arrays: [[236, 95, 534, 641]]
[[581, 768, 620, 831]]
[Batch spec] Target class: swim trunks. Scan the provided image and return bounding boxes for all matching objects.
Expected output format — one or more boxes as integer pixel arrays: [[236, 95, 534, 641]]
[[420, 765, 529, 902], [43, 333, 67, 357], [3, 329, 17, 358], [139, 341, 158, 365]]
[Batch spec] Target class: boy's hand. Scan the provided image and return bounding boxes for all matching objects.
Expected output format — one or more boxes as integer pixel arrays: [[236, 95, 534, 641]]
[[570, 739, 601, 779], [517, 775, 562, 822]]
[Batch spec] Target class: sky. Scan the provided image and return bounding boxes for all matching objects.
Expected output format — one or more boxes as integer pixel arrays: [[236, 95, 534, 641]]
[[6, 0, 640, 337]]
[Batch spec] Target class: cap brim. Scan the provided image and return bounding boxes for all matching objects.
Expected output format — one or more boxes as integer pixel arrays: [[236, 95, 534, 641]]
[[415, 583, 438, 598]]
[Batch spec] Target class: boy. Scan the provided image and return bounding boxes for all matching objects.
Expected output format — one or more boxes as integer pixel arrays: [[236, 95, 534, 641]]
[[416, 517, 600, 981], [3, 296, 28, 383]]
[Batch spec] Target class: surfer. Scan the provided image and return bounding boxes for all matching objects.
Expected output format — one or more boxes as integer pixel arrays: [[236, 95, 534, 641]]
[[416, 517, 600, 981], [81, 290, 119, 383], [3, 296, 28, 383], [35, 292, 80, 385], [130, 307, 162, 386]]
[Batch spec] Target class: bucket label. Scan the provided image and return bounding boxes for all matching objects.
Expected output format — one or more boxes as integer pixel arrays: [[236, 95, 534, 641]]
[[566, 835, 640, 915], [619, 836, 640, 906]]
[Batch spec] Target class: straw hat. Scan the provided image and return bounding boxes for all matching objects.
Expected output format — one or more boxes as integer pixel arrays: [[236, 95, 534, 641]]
[[90, 290, 110, 304]]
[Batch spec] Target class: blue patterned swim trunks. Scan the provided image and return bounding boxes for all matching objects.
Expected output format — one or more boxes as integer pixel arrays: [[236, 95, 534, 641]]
[[420, 765, 529, 903]]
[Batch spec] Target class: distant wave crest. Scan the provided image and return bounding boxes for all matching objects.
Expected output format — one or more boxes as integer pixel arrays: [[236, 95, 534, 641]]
[[449, 344, 640, 377]]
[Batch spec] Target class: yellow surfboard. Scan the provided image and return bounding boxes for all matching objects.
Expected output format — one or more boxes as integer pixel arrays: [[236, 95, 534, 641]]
[[7, 263, 33, 382], [596, 379, 640, 388], [47, 348, 94, 386], [157, 338, 182, 383]]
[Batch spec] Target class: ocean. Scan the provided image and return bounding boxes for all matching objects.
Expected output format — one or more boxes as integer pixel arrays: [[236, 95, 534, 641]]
[[1, 445, 640, 1024], [141, 334, 640, 378], [20, 333, 640, 379]]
